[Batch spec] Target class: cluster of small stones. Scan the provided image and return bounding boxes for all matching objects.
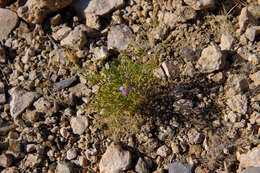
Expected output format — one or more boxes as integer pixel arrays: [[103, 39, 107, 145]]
[[0, 0, 260, 173]]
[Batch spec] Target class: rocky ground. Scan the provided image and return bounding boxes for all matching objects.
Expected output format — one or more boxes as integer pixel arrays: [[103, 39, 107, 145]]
[[0, 0, 260, 173]]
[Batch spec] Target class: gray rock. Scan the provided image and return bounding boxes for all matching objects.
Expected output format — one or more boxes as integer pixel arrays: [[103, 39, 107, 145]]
[[17, 0, 73, 24], [182, 62, 195, 77], [70, 115, 88, 135], [243, 167, 260, 173], [237, 147, 260, 170], [220, 34, 234, 50], [245, 26, 260, 42], [0, 153, 13, 167], [85, 12, 101, 30], [9, 87, 40, 118], [227, 94, 248, 114], [56, 161, 74, 173], [237, 7, 258, 34], [107, 24, 133, 51], [168, 162, 194, 173], [53, 76, 78, 91], [52, 26, 72, 41], [157, 145, 171, 157], [99, 142, 132, 173], [184, 0, 215, 10], [69, 83, 92, 97], [135, 157, 149, 173], [0, 8, 18, 41], [0, 82, 6, 104], [0, 44, 6, 63], [173, 99, 193, 115], [93, 46, 109, 61], [196, 45, 226, 73]]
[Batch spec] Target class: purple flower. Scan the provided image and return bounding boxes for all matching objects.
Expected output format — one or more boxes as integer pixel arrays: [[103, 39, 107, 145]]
[[120, 83, 132, 95]]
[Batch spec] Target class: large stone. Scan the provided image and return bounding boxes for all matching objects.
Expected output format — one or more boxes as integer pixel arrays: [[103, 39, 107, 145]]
[[0, 8, 18, 41], [196, 45, 226, 73], [168, 162, 194, 173], [227, 94, 248, 114], [237, 147, 260, 170], [99, 142, 132, 173], [70, 115, 88, 135], [9, 87, 40, 118], [53, 76, 78, 90], [107, 24, 133, 51], [17, 0, 73, 24], [184, 0, 215, 10]]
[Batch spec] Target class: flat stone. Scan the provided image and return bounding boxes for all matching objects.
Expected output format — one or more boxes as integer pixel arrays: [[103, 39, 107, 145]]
[[245, 26, 260, 42], [0, 44, 6, 63], [196, 45, 226, 73], [227, 94, 248, 114], [0, 8, 18, 41], [0, 82, 6, 104], [243, 167, 260, 173], [220, 34, 234, 50], [168, 162, 194, 173], [0, 153, 13, 167], [56, 161, 74, 173], [250, 71, 260, 87], [237, 147, 260, 170], [184, 0, 215, 10], [70, 115, 88, 135], [53, 76, 78, 91], [99, 142, 132, 173], [135, 157, 149, 173], [17, 0, 73, 24], [107, 24, 133, 51], [237, 7, 258, 34], [9, 87, 40, 118]]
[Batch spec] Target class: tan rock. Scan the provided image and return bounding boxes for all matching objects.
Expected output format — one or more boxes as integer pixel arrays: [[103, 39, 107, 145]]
[[237, 147, 260, 170], [227, 94, 247, 114], [0, 8, 18, 41], [249, 71, 260, 87], [0, 153, 13, 167], [17, 0, 73, 24], [184, 0, 215, 10], [245, 26, 260, 42], [85, 12, 101, 30], [70, 115, 88, 135], [220, 34, 234, 50]]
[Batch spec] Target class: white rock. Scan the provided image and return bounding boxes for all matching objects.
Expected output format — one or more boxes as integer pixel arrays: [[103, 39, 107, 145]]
[[184, 0, 215, 10], [56, 162, 74, 173], [70, 115, 88, 135], [157, 145, 171, 157], [0, 8, 18, 41], [249, 71, 260, 87], [237, 147, 260, 170], [52, 26, 72, 41], [9, 87, 40, 118], [245, 26, 260, 42], [99, 142, 132, 173], [196, 45, 226, 73], [93, 46, 109, 60], [227, 94, 248, 114], [107, 24, 133, 51], [227, 111, 242, 123], [66, 148, 77, 160], [220, 34, 234, 50]]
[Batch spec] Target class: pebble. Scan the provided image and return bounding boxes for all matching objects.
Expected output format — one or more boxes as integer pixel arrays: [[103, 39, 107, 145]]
[[220, 34, 234, 50], [69, 83, 92, 97], [107, 24, 133, 51], [249, 71, 260, 87], [135, 157, 149, 173], [33, 97, 52, 113], [85, 12, 101, 30], [9, 87, 40, 118], [225, 74, 248, 97], [17, 0, 73, 24], [227, 94, 248, 114], [249, 112, 260, 125], [196, 44, 226, 73], [245, 26, 260, 42], [0, 153, 13, 167], [0, 82, 6, 104], [182, 62, 195, 77], [187, 129, 204, 144], [23, 110, 40, 122], [237, 146, 260, 170], [70, 115, 88, 135], [227, 111, 242, 123], [66, 148, 77, 160], [0, 8, 18, 41], [93, 46, 109, 61], [52, 26, 72, 41], [157, 145, 171, 157], [99, 142, 132, 173], [50, 14, 62, 26], [168, 162, 194, 173], [56, 161, 74, 173], [53, 76, 78, 91], [0, 44, 6, 63], [24, 154, 42, 168]]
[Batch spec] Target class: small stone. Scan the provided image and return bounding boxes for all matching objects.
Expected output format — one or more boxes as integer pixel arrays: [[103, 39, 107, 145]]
[[99, 142, 132, 173], [25, 144, 37, 152], [154, 67, 166, 79], [0, 82, 6, 104], [67, 148, 77, 160], [220, 34, 234, 50], [249, 112, 260, 125], [168, 162, 194, 173], [0, 44, 6, 63], [171, 143, 181, 154], [50, 14, 62, 26], [61, 26, 87, 50], [33, 97, 52, 113], [248, 53, 260, 65], [9, 87, 40, 118], [22, 110, 40, 122], [0, 8, 18, 41], [85, 12, 101, 30], [79, 156, 88, 168], [157, 145, 171, 157], [107, 24, 133, 51], [0, 153, 13, 167], [52, 26, 72, 41], [237, 147, 260, 170], [173, 99, 193, 115], [184, 0, 215, 10], [237, 7, 258, 34], [70, 115, 88, 135], [249, 71, 260, 87], [17, 0, 73, 24], [69, 83, 92, 97], [53, 76, 78, 91], [245, 26, 260, 42], [227, 94, 248, 114], [243, 167, 260, 173], [24, 154, 42, 168], [135, 157, 149, 173], [93, 46, 109, 61], [187, 129, 204, 144], [211, 72, 225, 83], [182, 62, 195, 77], [196, 45, 226, 73], [56, 161, 74, 173], [225, 74, 248, 97], [227, 111, 242, 123], [162, 61, 178, 78]]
